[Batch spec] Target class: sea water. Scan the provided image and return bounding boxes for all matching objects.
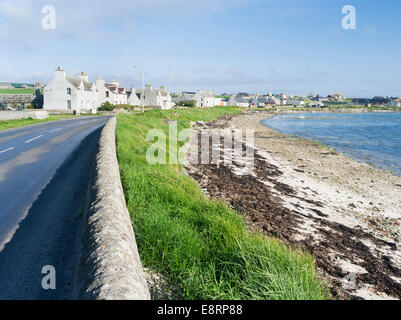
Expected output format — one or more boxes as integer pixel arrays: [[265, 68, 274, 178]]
[[262, 112, 401, 176]]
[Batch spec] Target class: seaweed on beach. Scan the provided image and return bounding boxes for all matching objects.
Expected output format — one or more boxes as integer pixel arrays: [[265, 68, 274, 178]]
[[186, 114, 401, 300]]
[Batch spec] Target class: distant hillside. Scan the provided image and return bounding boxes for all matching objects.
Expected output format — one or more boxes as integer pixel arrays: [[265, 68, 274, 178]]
[[0, 82, 35, 89]]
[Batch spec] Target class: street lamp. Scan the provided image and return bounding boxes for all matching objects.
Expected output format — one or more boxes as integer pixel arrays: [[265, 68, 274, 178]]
[[134, 66, 145, 113]]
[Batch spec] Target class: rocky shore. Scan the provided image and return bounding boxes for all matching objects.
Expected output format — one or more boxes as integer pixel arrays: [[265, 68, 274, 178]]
[[185, 111, 401, 300]]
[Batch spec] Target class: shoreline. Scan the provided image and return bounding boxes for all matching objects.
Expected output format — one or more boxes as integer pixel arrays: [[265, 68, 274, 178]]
[[261, 112, 401, 179], [271, 107, 401, 114], [186, 111, 401, 300]]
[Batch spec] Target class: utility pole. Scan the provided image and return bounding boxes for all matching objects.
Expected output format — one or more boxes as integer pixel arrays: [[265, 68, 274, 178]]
[[134, 66, 145, 113]]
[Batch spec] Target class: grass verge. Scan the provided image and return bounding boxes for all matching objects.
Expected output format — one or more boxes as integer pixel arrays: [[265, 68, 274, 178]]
[[0, 115, 95, 131], [116, 107, 329, 300]]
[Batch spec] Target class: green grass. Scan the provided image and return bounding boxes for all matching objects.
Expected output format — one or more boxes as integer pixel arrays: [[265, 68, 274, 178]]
[[0, 88, 37, 94], [0, 115, 87, 131], [116, 107, 329, 300]]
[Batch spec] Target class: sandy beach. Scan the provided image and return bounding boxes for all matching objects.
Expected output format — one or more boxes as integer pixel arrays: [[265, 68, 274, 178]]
[[185, 111, 401, 300]]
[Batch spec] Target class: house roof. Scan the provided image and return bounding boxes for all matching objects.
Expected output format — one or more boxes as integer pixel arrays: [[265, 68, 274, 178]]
[[236, 97, 249, 103], [182, 90, 214, 98], [134, 87, 169, 97], [66, 77, 94, 91], [201, 91, 215, 98], [152, 89, 169, 96], [254, 97, 276, 104], [105, 83, 126, 95]]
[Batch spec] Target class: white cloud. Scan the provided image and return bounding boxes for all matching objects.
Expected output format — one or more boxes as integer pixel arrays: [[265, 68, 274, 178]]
[[0, 0, 36, 22], [0, 67, 52, 83], [0, 0, 39, 48], [0, 0, 250, 49]]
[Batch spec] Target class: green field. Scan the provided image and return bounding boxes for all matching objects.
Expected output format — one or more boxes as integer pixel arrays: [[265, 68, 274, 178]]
[[116, 107, 329, 300], [0, 88, 37, 94]]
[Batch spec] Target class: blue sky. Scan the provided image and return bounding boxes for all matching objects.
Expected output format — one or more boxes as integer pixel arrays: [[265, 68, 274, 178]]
[[0, 0, 400, 97]]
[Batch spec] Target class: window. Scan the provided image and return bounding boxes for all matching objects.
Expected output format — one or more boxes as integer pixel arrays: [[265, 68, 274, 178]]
[[67, 100, 71, 109], [67, 88, 71, 95], [105, 91, 109, 98]]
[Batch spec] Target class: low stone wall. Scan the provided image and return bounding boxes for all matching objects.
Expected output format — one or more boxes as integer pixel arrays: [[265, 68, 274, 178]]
[[0, 110, 49, 120], [78, 116, 150, 300]]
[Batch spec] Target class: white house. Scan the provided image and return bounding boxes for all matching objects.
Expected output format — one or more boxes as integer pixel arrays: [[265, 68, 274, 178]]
[[274, 94, 287, 105], [291, 100, 306, 106], [134, 84, 173, 110], [96, 77, 127, 106], [44, 67, 128, 112], [44, 67, 98, 112], [227, 94, 250, 107], [328, 93, 344, 102], [389, 99, 401, 107], [250, 96, 276, 108], [127, 87, 142, 106], [177, 89, 221, 107]]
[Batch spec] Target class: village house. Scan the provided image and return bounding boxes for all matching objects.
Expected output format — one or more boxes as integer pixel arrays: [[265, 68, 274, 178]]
[[237, 92, 251, 100], [177, 89, 221, 107], [126, 87, 142, 106], [307, 101, 325, 108], [328, 93, 344, 102], [271, 95, 286, 106], [250, 96, 276, 108], [133, 84, 173, 110], [389, 98, 401, 107], [43, 67, 128, 112], [278, 93, 288, 102], [251, 92, 287, 106], [227, 94, 250, 107], [371, 96, 389, 105], [44, 67, 98, 112], [291, 100, 306, 107], [96, 77, 127, 106]]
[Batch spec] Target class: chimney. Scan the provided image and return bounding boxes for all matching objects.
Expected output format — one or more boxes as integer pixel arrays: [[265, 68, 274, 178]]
[[146, 84, 152, 91], [112, 79, 120, 87], [55, 66, 66, 79], [160, 86, 166, 93], [96, 75, 105, 88], [79, 71, 89, 83]]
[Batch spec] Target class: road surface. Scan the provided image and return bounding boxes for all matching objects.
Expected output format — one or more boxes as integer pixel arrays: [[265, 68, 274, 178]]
[[0, 116, 109, 299]]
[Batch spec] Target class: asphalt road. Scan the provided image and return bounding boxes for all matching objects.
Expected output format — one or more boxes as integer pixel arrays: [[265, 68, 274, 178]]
[[0, 116, 109, 299]]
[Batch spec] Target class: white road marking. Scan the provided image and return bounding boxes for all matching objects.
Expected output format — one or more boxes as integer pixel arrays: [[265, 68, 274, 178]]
[[25, 135, 43, 144], [0, 147, 14, 154], [50, 128, 61, 133]]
